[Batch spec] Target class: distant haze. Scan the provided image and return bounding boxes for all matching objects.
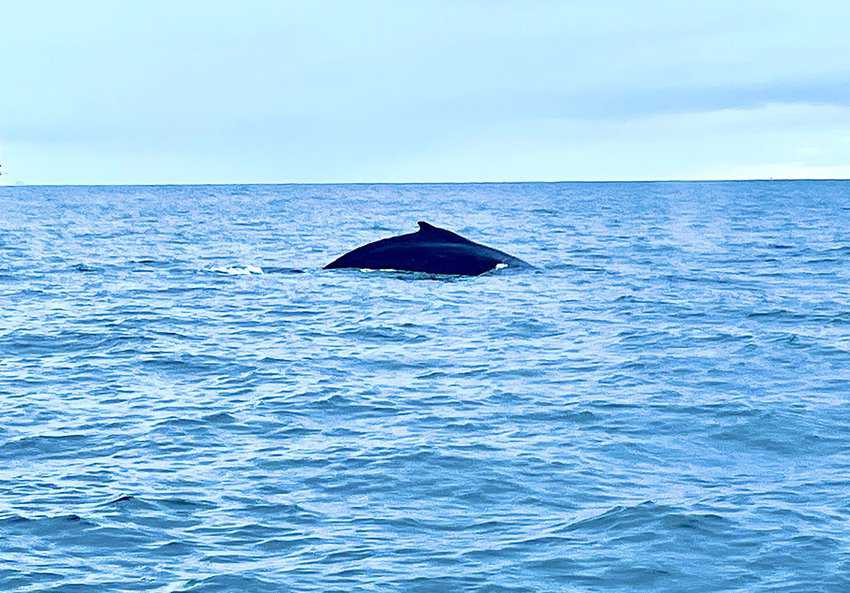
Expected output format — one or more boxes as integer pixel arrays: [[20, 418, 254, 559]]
[[2, 1, 850, 184]]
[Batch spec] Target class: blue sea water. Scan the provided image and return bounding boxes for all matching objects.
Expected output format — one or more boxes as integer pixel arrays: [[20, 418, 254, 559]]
[[1, 181, 849, 592]]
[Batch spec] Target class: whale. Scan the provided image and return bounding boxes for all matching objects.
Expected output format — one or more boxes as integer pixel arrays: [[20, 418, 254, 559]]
[[324, 221, 530, 276]]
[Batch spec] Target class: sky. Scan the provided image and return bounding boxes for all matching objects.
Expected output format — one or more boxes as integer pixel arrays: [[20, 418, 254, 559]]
[[2, 0, 850, 184]]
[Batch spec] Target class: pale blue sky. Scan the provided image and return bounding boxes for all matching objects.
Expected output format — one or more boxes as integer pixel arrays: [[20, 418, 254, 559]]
[[2, 0, 850, 184]]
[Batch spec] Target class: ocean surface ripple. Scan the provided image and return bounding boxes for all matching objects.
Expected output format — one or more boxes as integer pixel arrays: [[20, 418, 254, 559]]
[[1, 181, 849, 592]]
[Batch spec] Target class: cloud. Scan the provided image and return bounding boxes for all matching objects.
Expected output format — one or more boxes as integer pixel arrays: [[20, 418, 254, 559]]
[[2, 1, 850, 182], [377, 103, 850, 182]]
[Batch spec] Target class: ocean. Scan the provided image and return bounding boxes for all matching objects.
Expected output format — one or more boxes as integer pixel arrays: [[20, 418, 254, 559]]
[[1, 181, 849, 592]]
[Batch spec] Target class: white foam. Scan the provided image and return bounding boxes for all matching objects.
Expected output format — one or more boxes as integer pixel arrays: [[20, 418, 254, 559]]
[[211, 264, 264, 275]]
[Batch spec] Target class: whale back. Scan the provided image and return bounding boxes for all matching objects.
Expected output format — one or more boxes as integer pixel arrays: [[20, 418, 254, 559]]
[[324, 221, 529, 275]]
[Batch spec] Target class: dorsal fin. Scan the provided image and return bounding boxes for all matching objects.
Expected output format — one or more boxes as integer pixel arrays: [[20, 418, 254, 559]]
[[415, 221, 470, 243]]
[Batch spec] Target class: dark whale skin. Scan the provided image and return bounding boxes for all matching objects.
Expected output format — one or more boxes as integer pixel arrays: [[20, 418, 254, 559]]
[[324, 221, 530, 276]]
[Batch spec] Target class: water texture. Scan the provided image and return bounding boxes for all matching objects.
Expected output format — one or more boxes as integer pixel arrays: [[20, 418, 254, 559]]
[[1, 181, 849, 592]]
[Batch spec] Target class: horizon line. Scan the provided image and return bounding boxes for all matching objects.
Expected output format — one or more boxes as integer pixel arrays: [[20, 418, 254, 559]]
[[2, 177, 850, 188]]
